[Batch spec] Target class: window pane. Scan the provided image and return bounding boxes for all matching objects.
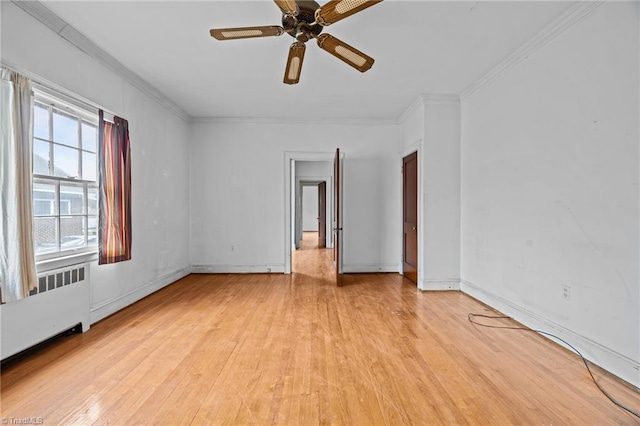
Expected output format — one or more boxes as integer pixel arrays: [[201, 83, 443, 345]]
[[53, 110, 79, 147], [53, 144, 79, 178], [60, 184, 84, 215], [33, 182, 56, 216], [88, 216, 98, 246], [82, 152, 97, 182], [82, 122, 97, 153], [33, 139, 51, 175], [87, 187, 98, 215], [34, 217, 58, 253], [34, 104, 50, 140], [60, 216, 86, 250]]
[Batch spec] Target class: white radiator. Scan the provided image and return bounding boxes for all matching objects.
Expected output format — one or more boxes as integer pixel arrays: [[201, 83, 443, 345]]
[[0, 263, 90, 360]]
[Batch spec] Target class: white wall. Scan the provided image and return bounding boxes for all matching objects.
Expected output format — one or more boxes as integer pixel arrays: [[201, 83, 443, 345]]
[[422, 100, 461, 290], [302, 186, 319, 231], [190, 121, 402, 273], [461, 2, 639, 387], [1, 2, 191, 324], [401, 100, 424, 153], [399, 96, 461, 290]]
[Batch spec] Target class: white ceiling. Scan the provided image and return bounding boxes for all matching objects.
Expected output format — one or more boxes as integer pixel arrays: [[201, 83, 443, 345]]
[[42, 1, 573, 120]]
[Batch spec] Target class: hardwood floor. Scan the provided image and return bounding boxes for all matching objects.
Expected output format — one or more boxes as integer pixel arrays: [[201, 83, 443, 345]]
[[2, 233, 639, 424]]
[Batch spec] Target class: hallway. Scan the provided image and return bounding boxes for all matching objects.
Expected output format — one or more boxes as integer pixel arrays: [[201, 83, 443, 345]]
[[292, 231, 333, 279]]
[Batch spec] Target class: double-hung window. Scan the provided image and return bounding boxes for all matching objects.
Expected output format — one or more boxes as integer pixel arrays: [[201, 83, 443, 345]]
[[32, 92, 99, 259]]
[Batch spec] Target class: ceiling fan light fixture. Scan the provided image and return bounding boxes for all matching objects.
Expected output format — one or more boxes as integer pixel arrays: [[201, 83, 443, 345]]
[[284, 42, 306, 84], [209, 0, 381, 82], [315, 0, 382, 26]]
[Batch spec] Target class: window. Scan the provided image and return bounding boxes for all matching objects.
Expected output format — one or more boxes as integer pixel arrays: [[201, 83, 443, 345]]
[[32, 94, 99, 258]]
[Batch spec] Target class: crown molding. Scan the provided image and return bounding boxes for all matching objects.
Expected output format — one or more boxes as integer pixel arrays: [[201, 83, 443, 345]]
[[190, 116, 398, 126], [397, 94, 460, 124], [422, 94, 460, 105], [460, 1, 604, 100], [11, 0, 191, 122], [397, 95, 425, 124]]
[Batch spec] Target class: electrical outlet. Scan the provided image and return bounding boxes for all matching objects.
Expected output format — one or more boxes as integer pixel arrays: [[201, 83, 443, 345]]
[[562, 285, 571, 301]]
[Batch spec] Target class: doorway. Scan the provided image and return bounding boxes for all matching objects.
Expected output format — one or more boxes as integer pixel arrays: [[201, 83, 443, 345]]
[[298, 181, 329, 251], [292, 172, 332, 274], [284, 153, 334, 275], [403, 151, 418, 284]]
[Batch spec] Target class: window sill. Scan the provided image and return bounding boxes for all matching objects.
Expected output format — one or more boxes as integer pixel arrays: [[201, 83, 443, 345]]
[[36, 250, 98, 274]]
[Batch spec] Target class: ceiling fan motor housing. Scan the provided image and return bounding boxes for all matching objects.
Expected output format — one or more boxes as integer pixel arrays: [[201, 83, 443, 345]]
[[282, 1, 323, 40]]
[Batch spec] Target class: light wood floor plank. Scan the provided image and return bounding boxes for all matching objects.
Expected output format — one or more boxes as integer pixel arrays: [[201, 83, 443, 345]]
[[2, 232, 639, 424]]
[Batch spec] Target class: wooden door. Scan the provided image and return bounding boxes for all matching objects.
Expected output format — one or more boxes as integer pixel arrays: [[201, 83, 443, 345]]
[[334, 149, 343, 286], [318, 181, 326, 248], [403, 152, 418, 284]]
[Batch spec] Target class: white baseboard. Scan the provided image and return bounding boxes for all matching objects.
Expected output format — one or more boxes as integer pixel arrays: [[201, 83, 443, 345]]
[[89, 266, 191, 324], [419, 278, 461, 291], [460, 279, 640, 389], [191, 264, 285, 274], [342, 263, 399, 273]]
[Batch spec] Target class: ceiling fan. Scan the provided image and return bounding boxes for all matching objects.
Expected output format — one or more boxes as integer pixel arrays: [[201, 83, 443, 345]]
[[210, 0, 383, 84]]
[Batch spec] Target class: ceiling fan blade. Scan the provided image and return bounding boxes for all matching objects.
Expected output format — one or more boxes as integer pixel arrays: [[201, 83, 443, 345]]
[[314, 0, 382, 26], [210, 26, 284, 41], [274, 0, 299, 17], [283, 42, 306, 85], [316, 34, 374, 72]]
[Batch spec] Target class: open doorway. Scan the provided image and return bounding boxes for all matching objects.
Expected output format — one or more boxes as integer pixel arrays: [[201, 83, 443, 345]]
[[292, 162, 332, 274], [300, 183, 323, 248], [296, 181, 331, 249], [284, 153, 335, 274]]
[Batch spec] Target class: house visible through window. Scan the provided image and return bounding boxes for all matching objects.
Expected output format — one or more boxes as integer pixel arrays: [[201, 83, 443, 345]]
[[32, 94, 99, 257]]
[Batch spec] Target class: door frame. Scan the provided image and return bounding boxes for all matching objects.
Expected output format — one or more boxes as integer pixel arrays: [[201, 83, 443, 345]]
[[317, 181, 327, 248], [295, 178, 332, 250], [284, 152, 336, 274], [402, 151, 418, 284], [401, 140, 424, 289]]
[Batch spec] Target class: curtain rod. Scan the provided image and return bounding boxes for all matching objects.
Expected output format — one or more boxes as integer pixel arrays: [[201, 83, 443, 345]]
[[1, 59, 118, 120]]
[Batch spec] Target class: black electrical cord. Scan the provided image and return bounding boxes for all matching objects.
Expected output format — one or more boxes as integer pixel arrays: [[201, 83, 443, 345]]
[[468, 313, 640, 420]]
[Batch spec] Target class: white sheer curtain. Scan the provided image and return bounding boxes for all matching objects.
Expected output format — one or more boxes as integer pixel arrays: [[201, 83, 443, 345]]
[[0, 68, 37, 302]]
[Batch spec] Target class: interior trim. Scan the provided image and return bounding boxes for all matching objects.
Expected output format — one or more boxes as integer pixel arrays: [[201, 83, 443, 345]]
[[191, 265, 285, 274], [460, 1, 604, 100], [397, 94, 460, 124], [10, 0, 191, 122], [461, 279, 640, 389], [90, 266, 191, 324], [190, 116, 398, 126]]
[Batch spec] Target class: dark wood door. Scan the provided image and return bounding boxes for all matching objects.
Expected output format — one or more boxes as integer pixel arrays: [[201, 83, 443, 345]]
[[334, 148, 343, 286], [318, 181, 326, 248], [403, 152, 418, 284]]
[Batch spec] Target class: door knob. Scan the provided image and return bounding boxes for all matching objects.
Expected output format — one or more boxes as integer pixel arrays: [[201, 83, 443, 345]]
[[412, 226, 417, 231]]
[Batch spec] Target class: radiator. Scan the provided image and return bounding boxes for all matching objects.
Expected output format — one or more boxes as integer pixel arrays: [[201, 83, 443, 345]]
[[0, 263, 90, 360]]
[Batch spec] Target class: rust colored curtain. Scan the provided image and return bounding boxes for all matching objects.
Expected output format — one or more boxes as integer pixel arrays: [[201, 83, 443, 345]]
[[98, 110, 131, 264]]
